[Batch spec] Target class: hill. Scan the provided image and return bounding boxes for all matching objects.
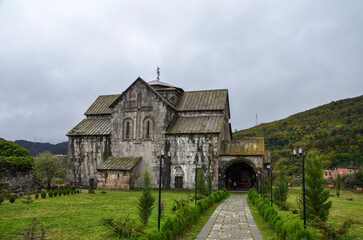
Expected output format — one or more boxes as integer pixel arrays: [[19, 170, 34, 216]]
[[234, 95, 363, 175], [0, 138, 68, 157]]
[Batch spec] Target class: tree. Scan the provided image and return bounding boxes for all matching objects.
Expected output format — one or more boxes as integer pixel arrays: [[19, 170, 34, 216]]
[[336, 173, 341, 197], [197, 169, 207, 196], [273, 169, 289, 203], [305, 151, 332, 221], [33, 151, 64, 189], [207, 172, 212, 196], [0, 140, 33, 169], [137, 169, 155, 226]]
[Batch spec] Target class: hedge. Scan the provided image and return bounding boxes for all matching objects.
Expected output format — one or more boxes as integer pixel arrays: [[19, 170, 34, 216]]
[[145, 188, 229, 239], [248, 188, 315, 240]]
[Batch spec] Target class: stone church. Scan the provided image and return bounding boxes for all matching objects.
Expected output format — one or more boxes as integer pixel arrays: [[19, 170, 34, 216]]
[[66, 77, 270, 190]]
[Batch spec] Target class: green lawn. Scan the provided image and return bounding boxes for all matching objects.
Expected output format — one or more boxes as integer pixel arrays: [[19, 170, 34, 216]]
[[0, 190, 195, 240], [252, 187, 363, 239]]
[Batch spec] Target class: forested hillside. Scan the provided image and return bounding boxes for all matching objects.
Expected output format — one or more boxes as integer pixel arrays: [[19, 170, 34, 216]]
[[234, 95, 363, 175], [0, 138, 67, 157]]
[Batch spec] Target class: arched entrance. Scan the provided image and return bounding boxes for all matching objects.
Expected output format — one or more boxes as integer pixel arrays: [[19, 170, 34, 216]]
[[224, 160, 257, 191]]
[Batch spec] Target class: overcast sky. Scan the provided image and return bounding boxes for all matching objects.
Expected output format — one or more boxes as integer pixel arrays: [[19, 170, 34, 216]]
[[1, 0, 362, 144]]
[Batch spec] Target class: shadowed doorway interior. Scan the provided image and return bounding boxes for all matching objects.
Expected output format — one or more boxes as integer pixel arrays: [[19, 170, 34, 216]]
[[225, 162, 256, 191]]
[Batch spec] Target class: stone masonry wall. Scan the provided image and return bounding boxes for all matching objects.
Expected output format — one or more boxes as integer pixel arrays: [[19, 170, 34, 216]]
[[67, 135, 110, 187], [110, 81, 176, 188], [167, 134, 220, 190], [0, 165, 34, 190]]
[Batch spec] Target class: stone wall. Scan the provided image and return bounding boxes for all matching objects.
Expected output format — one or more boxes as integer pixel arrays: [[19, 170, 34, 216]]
[[167, 134, 220, 190], [0, 165, 34, 190], [110, 81, 176, 188], [67, 135, 110, 187]]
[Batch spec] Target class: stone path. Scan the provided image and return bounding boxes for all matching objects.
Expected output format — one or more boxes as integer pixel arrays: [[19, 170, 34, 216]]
[[196, 193, 263, 240]]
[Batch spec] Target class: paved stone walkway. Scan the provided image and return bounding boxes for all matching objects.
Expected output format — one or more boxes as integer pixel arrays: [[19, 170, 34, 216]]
[[196, 193, 263, 240]]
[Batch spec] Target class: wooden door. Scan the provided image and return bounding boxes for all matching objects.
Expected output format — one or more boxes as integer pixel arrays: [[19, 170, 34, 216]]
[[175, 176, 183, 189]]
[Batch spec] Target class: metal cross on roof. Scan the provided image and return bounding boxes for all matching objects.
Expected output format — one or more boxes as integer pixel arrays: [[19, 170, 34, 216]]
[[157, 66, 160, 81]]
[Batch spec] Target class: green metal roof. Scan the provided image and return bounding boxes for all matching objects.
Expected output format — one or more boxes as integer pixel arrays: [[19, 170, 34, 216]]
[[66, 117, 110, 136], [97, 156, 142, 171], [177, 89, 228, 111], [220, 138, 265, 156], [167, 115, 224, 134], [84, 94, 120, 116]]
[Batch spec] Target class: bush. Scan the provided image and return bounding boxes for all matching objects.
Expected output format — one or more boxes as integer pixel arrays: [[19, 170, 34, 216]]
[[101, 215, 144, 239], [41, 191, 46, 199], [16, 217, 46, 240], [48, 190, 53, 198], [66, 189, 70, 195], [62, 189, 67, 196], [273, 169, 289, 206], [9, 195, 16, 203], [53, 190, 58, 197], [312, 216, 360, 240], [0, 195, 4, 204], [248, 188, 314, 240], [35, 193, 39, 199], [161, 189, 229, 239], [21, 193, 33, 204], [76, 189, 80, 194]]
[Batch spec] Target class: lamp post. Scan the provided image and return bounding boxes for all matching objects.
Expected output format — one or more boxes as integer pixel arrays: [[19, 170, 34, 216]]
[[266, 164, 273, 206], [294, 147, 306, 229], [195, 165, 201, 204], [157, 150, 170, 231]]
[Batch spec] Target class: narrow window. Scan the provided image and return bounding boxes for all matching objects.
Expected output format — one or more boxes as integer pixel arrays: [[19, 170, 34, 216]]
[[126, 122, 130, 139], [146, 121, 150, 138]]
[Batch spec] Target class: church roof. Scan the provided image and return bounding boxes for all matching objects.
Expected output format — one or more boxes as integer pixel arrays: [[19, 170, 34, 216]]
[[167, 115, 224, 134], [148, 80, 179, 89], [177, 89, 228, 111], [96, 156, 141, 171], [84, 94, 120, 116], [66, 117, 110, 136], [220, 138, 265, 156], [110, 77, 177, 111]]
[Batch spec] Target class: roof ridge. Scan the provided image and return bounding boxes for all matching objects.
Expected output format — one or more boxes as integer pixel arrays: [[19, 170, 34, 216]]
[[98, 94, 121, 97], [184, 89, 228, 93]]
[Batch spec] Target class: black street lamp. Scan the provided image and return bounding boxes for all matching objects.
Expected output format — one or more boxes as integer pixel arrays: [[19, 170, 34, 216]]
[[158, 150, 170, 231], [294, 147, 306, 229], [266, 164, 273, 206], [195, 165, 201, 204]]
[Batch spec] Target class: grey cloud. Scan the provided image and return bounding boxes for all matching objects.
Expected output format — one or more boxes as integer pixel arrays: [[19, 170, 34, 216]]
[[0, 0, 362, 143]]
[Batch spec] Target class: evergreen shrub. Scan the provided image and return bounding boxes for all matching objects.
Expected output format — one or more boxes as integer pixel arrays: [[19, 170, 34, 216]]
[[41, 191, 46, 199], [48, 190, 53, 198], [9, 195, 16, 203], [247, 188, 314, 240], [137, 169, 155, 226], [53, 190, 58, 197], [66, 189, 70, 195], [35, 193, 39, 199], [0, 195, 4, 204], [62, 189, 67, 196]]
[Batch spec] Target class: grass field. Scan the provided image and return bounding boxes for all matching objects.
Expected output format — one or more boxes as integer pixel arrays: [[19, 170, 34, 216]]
[[249, 187, 363, 239], [0, 190, 195, 239]]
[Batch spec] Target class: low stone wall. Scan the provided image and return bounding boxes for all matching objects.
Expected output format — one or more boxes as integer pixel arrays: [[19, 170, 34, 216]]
[[0, 165, 34, 191]]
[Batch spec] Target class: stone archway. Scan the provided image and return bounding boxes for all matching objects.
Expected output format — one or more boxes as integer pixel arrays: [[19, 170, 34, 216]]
[[222, 159, 258, 191]]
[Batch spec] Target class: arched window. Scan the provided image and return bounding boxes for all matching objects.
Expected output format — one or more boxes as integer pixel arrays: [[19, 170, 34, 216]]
[[126, 122, 130, 138], [143, 117, 153, 140], [146, 121, 150, 138], [123, 118, 134, 140]]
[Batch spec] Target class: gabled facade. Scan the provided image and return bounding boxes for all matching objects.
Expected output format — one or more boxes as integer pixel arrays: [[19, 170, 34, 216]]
[[67, 77, 270, 190]]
